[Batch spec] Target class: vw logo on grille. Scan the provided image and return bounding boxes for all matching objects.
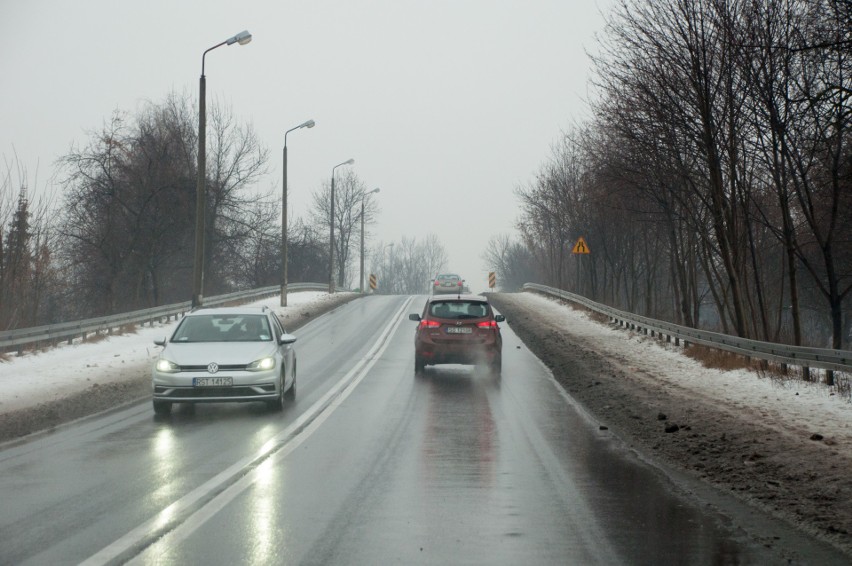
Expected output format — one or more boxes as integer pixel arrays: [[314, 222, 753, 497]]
[[207, 362, 219, 374]]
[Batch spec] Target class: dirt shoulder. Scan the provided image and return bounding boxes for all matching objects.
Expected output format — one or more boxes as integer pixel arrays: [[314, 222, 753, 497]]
[[0, 292, 362, 445], [488, 291, 852, 560]]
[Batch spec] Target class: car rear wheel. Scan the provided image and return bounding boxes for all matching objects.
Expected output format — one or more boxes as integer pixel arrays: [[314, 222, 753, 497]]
[[490, 355, 502, 375], [153, 400, 172, 416], [414, 356, 425, 375]]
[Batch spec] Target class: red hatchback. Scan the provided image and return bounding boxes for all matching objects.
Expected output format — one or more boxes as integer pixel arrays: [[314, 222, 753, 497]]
[[409, 295, 505, 374]]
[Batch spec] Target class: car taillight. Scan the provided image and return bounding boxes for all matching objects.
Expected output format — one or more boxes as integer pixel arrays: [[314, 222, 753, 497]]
[[434, 281, 440, 286], [457, 281, 462, 286], [419, 319, 441, 329], [477, 320, 498, 329]]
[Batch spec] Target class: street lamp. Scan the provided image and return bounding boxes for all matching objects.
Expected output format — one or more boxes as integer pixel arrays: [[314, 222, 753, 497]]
[[281, 119, 315, 307], [329, 158, 355, 294], [360, 188, 380, 293], [192, 30, 252, 308]]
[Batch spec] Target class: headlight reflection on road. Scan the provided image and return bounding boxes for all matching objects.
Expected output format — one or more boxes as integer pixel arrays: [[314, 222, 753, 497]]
[[247, 457, 284, 563], [150, 427, 180, 505]]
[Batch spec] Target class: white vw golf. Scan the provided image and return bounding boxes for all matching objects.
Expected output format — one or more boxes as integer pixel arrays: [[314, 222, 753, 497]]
[[151, 306, 297, 415]]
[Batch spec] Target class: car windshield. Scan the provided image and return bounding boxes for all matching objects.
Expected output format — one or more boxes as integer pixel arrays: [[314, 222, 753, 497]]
[[429, 301, 488, 320], [171, 314, 272, 342]]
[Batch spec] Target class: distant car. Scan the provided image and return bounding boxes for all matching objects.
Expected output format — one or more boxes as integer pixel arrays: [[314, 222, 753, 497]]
[[408, 294, 504, 374], [432, 273, 464, 295], [151, 306, 297, 415]]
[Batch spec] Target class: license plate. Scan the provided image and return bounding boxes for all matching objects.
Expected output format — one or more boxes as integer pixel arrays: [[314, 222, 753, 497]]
[[193, 377, 233, 387], [446, 327, 472, 334]]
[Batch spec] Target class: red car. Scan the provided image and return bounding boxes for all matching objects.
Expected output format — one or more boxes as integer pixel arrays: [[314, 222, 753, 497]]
[[409, 295, 505, 374]]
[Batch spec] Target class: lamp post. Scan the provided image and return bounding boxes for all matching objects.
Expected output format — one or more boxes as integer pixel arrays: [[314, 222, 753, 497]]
[[360, 188, 380, 293], [192, 30, 252, 308], [329, 158, 355, 294], [281, 119, 315, 307]]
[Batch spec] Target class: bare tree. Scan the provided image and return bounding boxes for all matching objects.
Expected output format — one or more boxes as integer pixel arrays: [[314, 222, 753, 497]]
[[309, 169, 379, 287], [372, 234, 447, 294], [481, 233, 536, 292], [59, 93, 271, 314]]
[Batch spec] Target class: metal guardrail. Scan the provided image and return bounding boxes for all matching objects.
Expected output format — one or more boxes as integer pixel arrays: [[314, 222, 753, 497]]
[[0, 283, 338, 353], [524, 283, 852, 375]]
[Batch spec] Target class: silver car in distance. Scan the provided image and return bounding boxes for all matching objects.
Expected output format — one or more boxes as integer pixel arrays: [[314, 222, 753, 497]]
[[151, 306, 297, 415]]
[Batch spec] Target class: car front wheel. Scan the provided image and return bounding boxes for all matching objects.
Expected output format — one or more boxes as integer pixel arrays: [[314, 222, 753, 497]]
[[285, 362, 297, 402], [153, 399, 172, 416], [267, 374, 286, 411]]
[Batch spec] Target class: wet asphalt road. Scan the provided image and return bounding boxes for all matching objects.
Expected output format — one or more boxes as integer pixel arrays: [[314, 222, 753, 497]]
[[0, 295, 842, 564]]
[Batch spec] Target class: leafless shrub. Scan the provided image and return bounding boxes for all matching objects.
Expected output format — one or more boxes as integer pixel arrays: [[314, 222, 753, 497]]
[[586, 311, 610, 325]]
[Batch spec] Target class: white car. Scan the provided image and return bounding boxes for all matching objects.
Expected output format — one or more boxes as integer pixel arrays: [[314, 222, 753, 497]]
[[151, 306, 297, 415]]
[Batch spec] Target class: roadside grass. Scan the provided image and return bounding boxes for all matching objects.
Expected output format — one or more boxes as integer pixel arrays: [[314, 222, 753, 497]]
[[682, 344, 753, 371], [83, 324, 139, 344], [682, 344, 850, 400], [559, 299, 610, 325], [832, 373, 852, 402]]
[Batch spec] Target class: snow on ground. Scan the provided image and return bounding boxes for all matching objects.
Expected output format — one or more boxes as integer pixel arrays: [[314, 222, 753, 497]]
[[0, 292, 352, 414], [516, 292, 852, 447]]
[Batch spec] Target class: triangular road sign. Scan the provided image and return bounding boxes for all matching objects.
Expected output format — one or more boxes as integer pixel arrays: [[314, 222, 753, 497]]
[[572, 236, 590, 254]]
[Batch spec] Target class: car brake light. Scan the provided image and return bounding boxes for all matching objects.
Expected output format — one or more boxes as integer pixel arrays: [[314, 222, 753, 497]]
[[477, 320, 498, 329], [419, 319, 441, 329]]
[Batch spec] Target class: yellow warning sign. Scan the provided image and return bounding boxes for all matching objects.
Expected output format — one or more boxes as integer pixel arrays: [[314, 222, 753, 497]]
[[488, 272, 496, 288], [571, 237, 590, 254], [369, 274, 377, 290]]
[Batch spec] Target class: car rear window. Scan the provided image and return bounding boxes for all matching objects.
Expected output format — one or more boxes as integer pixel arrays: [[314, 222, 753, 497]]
[[429, 301, 489, 319]]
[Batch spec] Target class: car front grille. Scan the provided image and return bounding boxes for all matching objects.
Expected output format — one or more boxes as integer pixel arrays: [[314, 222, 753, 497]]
[[177, 364, 247, 372]]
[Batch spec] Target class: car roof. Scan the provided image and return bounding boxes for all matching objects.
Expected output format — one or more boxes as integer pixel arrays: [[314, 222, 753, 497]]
[[186, 306, 271, 317], [426, 294, 487, 303]]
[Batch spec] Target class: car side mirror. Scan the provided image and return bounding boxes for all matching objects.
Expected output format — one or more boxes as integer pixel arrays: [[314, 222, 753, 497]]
[[154, 338, 167, 347], [495, 314, 505, 323], [279, 333, 297, 345], [408, 314, 421, 321]]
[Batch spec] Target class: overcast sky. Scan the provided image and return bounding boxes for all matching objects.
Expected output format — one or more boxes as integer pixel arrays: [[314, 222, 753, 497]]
[[1, 0, 610, 292]]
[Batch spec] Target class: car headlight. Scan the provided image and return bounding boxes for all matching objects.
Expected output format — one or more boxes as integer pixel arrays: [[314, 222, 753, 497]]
[[156, 359, 180, 373], [247, 357, 276, 372]]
